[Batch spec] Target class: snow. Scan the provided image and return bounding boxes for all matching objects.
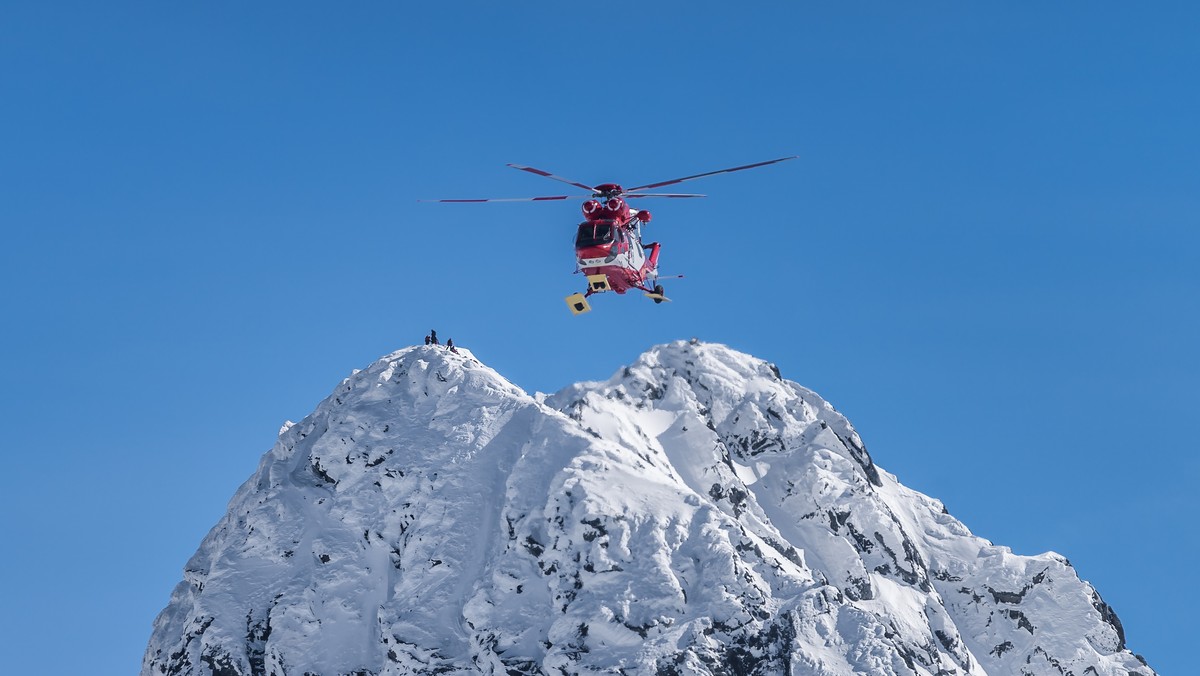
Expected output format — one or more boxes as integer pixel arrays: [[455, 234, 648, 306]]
[[143, 341, 1156, 675]]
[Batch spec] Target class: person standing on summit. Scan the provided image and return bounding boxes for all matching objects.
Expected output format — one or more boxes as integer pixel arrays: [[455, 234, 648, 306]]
[[430, 329, 439, 346]]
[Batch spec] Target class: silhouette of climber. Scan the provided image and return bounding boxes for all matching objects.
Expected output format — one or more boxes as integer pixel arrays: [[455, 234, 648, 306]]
[[430, 329, 439, 346], [447, 338, 457, 354], [424, 335, 430, 345]]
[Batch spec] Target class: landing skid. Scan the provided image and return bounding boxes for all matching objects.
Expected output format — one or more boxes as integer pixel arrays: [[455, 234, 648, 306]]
[[565, 293, 591, 315], [639, 283, 669, 304], [565, 276, 679, 314]]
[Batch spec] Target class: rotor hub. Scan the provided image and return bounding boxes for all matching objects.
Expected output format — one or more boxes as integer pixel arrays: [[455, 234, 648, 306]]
[[592, 183, 624, 198]]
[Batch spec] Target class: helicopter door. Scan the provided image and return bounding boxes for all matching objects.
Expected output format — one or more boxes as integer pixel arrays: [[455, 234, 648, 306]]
[[626, 228, 646, 270], [613, 227, 630, 267]]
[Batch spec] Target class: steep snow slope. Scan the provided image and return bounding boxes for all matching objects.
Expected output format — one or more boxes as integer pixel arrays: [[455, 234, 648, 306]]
[[144, 342, 1155, 675]]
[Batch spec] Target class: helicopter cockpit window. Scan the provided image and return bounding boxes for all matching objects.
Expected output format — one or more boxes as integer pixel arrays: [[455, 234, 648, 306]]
[[576, 222, 615, 248]]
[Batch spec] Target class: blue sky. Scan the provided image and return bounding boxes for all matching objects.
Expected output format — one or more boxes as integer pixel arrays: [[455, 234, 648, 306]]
[[2, 3, 1196, 673]]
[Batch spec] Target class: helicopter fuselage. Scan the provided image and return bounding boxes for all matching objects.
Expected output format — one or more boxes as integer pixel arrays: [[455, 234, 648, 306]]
[[573, 197, 659, 295]]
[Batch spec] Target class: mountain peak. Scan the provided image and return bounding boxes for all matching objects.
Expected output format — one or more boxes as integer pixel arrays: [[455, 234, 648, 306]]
[[144, 342, 1155, 676], [626, 339, 784, 384], [554, 339, 880, 489], [359, 344, 521, 401]]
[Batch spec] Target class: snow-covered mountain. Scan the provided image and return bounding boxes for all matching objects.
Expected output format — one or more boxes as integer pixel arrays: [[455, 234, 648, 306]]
[[143, 341, 1154, 675]]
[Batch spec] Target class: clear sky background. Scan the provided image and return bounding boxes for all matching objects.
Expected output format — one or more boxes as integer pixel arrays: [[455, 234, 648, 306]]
[[2, 3, 1196, 674]]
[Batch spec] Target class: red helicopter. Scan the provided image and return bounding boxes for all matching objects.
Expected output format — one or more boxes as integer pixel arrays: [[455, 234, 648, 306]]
[[427, 156, 796, 314]]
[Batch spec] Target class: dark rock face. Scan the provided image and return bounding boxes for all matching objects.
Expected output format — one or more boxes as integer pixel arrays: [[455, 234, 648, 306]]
[[143, 342, 1156, 675]]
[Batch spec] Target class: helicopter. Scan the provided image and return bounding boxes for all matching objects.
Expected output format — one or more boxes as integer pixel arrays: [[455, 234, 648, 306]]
[[426, 156, 797, 314]]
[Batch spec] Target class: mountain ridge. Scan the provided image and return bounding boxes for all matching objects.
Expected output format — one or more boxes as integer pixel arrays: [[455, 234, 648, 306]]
[[144, 341, 1154, 675]]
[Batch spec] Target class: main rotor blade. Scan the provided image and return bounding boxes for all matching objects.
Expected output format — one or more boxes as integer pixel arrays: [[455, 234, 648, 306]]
[[626, 156, 798, 192], [419, 195, 587, 203], [623, 193, 706, 199], [507, 164, 597, 193]]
